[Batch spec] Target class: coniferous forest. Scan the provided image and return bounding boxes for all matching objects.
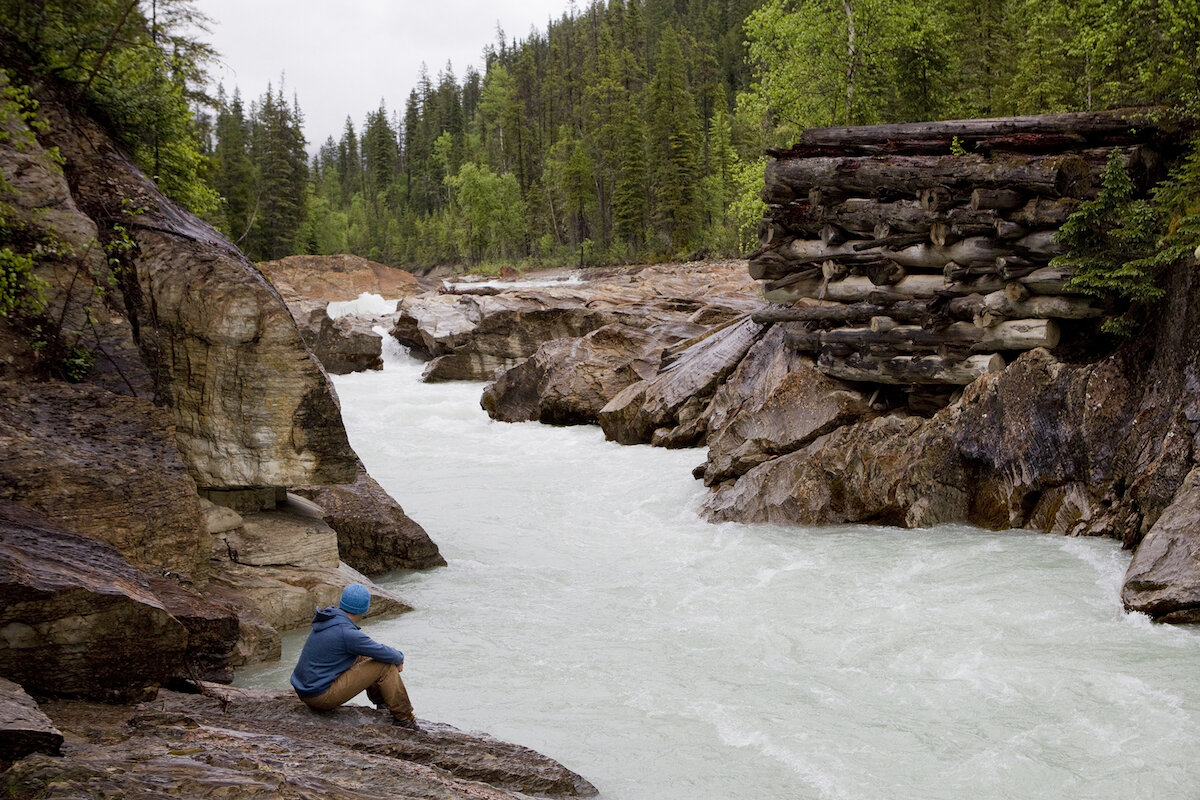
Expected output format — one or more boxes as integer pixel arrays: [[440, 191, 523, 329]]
[[5, 0, 1199, 273]]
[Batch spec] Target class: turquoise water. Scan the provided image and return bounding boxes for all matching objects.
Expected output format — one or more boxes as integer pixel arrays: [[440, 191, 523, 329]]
[[241, 347, 1200, 799]]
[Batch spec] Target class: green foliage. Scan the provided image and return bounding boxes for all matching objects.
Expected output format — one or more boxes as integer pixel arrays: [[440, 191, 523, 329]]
[[0, 0, 219, 215], [1053, 149, 1165, 335], [446, 162, 526, 262]]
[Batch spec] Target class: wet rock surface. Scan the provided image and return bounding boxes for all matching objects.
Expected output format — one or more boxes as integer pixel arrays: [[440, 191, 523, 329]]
[[295, 466, 446, 574], [2, 685, 597, 799], [0, 505, 189, 702], [294, 304, 386, 374], [1122, 469, 1200, 622], [394, 261, 760, 384], [0, 380, 208, 581]]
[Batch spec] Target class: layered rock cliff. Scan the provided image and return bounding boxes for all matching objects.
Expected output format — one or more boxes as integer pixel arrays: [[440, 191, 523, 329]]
[[0, 76, 441, 707]]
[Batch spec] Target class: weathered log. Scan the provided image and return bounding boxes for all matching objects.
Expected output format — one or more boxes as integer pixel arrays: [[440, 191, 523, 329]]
[[971, 188, 1026, 211], [930, 222, 994, 247], [996, 256, 1040, 280], [993, 219, 1029, 240], [1018, 265, 1078, 295], [873, 221, 891, 239], [1013, 230, 1064, 259], [817, 350, 1006, 385], [751, 235, 1021, 280], [787, 318, 1058, 353], [822, 260, 849, 281], [764, 272, 1004, 305], [752, 300, 931, 325], [764, 153, 1101, 203], [1008, 197, 1079, 227], [862, 260, 907, 286], [853, 233, 929, 251], [919, 186, 966, 213], [977, 290, 1105, 323], [823, 198, 930, 235], [820, 223, 848, 246], [777, 109, 1163, 153]]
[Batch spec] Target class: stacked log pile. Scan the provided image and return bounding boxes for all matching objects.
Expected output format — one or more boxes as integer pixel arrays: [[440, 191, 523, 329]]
[[749, 109, 1171, 404]]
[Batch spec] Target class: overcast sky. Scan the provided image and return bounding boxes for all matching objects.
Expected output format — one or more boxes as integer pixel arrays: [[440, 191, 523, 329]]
[[193, 0, 574, 147]]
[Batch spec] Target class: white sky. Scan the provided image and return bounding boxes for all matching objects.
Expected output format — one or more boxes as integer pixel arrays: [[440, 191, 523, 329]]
[[192, 0, 574, 146]]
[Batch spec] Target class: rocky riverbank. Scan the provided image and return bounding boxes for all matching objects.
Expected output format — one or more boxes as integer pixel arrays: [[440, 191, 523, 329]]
[[0, 79, 588, 795], [1, 680, 596, 798]]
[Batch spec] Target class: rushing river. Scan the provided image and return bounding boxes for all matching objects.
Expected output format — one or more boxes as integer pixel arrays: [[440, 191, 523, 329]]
[[240, 342, 1200, 800]]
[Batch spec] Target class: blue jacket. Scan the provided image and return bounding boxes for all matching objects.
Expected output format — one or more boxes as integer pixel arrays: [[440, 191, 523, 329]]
[[289, 606, 405, 698]]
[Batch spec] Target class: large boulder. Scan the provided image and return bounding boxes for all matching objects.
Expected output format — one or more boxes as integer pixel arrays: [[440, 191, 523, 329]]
[[0, 678, 62, 769], [205, 494, 411, 637], [1122, 469, 1200, 622], [41, 100, 358, 491], [599, 316, 766, 447], [702, 412, 968, 527], [481, 320, 706, 425], [0, 506, 188, 702], [0, 380, 208, 582], [293, 304, 385, 374], [295, 466, 446, 573], [420, 302, 644, 382], [6, 685, 597, 799], [701, 324, 875, 486]]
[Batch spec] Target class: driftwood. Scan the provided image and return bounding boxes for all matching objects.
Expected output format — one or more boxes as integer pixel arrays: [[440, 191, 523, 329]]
[[1018, 265, 1078, 295], [817, 350, 1006, 385]]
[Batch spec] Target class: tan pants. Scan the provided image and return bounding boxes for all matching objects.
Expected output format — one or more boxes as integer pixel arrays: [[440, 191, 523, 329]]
[[300, 657, 413, 721]]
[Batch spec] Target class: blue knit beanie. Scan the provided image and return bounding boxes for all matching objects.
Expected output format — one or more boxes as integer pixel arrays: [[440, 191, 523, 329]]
[[339, 583, 371, 615]]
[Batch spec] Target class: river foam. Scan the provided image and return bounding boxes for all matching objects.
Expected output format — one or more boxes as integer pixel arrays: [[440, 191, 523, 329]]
[[240, 347, 1200, 799]]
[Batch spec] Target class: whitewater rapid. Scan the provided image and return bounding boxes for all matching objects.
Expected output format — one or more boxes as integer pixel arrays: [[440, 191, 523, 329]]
[[240, 345, 1200, 799]]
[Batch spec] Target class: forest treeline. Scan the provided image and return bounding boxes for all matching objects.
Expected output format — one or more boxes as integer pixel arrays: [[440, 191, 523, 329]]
[[3, 0, 1199, 274]]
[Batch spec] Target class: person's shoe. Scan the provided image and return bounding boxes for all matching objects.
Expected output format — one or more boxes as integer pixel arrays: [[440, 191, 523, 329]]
[[393, 715, 423, 732]]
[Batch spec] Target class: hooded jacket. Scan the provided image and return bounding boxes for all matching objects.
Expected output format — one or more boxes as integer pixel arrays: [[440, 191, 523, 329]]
[[289, 606, 405, 698]]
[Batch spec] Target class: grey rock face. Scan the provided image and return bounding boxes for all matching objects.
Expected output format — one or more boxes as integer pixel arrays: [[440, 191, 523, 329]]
[[294, 305, 385, 375], [0, 678, 62, 767], [701, 324, 875, 486], [5, 685, 598, 799], [599, 316, 766, 447], [1122, 469, 1200, 622]]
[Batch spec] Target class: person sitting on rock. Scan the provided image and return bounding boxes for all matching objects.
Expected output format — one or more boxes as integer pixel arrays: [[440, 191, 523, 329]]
[[290, 583, 420, 730]]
